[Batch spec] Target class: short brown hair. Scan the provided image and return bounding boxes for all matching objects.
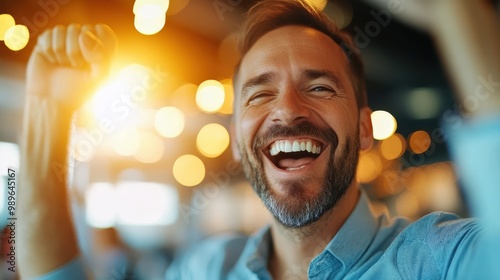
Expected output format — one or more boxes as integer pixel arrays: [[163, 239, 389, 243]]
[[234, 0, 367, 108]]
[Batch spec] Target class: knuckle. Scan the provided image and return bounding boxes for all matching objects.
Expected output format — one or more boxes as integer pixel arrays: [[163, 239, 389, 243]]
[[68, 23, 81, 32], [53, 24, 66, 30], [53, 43, 64, 53], [66, 47, 80, 58]]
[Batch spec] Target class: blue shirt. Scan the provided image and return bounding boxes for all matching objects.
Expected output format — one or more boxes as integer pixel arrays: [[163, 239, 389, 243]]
[[36, 117, 500, 280]]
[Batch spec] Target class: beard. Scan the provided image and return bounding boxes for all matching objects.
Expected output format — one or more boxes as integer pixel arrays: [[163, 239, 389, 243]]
[[239, 122, 360, 228]]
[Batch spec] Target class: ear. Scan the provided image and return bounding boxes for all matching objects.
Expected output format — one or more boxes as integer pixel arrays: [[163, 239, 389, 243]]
[[229, 121, 242, 162], [358, 107, 373, 151]]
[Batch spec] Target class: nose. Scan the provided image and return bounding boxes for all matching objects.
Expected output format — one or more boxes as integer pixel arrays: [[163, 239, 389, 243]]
[[269, 89, 311, 126]]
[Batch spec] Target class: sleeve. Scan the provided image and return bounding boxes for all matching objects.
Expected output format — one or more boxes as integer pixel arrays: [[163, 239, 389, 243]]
[[444, 115, 500, 280], [33, 257, 88, 280]]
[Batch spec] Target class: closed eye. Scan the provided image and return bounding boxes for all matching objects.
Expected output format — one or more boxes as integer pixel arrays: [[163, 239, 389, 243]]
[[247, 92, 274, 105], [307, 86, 336, 98]]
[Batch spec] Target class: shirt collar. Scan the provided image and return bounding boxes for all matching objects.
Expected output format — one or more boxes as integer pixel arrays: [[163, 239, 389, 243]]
[[246, 225, 272, 271], [238, 191, 379, 277], [323, 190, 379, 269]]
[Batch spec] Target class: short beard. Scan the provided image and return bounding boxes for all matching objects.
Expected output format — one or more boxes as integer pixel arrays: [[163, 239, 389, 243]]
[[239, 122, 359, 228]]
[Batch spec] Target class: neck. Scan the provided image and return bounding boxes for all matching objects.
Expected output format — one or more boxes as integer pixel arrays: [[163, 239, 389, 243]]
[[268, 185, 360, 280]]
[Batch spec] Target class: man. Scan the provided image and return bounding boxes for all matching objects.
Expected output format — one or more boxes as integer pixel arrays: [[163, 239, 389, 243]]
[[18, 0, 500, 279]]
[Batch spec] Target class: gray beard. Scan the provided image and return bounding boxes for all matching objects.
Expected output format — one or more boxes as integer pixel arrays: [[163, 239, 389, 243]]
[[239, 122, 359, 228]]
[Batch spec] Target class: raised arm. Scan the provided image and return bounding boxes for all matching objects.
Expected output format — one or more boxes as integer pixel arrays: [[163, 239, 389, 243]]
[[431, 1, 500, 118], [18, 24, 116, 278]]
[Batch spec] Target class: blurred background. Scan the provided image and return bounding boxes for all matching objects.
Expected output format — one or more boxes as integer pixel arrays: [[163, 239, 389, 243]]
[[0, 0, 497, 279]]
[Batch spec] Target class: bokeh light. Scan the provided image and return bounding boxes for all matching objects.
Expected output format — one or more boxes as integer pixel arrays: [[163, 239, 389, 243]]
[[196, 80, 225, 113], [118, 63, 151, 87], [89, 64, 150, 123], [324, 1, 353, 29], [133, 0, 169, 35], [155, 106, 185, 138], [134, 8, 166, 35], [0, 14, 15, 41], [90, 81, 130, 121], [86, 182, 117, 228], [173, 154, 205, 187], [304, 0, 328, 10], [219, 80, 234, 115], [112, 128, 141, 156], [408, 130, 431, 154], [407, 88, 441, 119], [133, 131, 164, 163], [356, 151, 382, 183], [380, 133, 406, 160], [116, 181, 178, 226], [196, 123, 230, 158], [4, 24, 29, 51], [371, 110, 397, 140], [0, 142, 19, 176]]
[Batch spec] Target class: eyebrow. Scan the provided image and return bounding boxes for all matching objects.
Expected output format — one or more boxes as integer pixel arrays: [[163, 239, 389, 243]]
[[301, 69, 345, 91], [241, 72, 277, 99], [240, 69, 345, 99]]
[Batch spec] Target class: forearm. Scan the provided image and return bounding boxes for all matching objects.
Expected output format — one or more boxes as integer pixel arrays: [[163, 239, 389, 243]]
[[18, 95, 80, 278], [431, 1, 500, 118]]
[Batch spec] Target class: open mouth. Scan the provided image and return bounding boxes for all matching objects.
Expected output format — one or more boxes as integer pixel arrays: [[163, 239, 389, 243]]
[[266, 139, 325, 170]]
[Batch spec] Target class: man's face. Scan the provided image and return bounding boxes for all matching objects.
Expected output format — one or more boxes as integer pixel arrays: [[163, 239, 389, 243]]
[[233, 25, 370, 228]]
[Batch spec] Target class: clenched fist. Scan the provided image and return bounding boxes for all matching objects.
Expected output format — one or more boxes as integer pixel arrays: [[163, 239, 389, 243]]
[[26, 23, 117, 113]]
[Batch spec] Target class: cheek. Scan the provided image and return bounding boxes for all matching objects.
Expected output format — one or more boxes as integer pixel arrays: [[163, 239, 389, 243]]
[[238, 110, 267, 148], [320, 107, 358, 142]]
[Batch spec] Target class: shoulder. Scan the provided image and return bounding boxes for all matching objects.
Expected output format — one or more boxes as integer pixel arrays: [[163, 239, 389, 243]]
[[392, 212, 479, 278], [165, 233, 249, 280], [403, 211, 478, 240]]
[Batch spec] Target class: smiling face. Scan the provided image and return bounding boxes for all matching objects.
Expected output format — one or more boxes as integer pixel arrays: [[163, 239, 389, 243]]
[[233, 25, 373, 228]]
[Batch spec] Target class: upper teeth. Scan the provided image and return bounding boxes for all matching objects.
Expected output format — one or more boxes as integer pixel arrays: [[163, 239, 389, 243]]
[[269, 140, 322, 156]]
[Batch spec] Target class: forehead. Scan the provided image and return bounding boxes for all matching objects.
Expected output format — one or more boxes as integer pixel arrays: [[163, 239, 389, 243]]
[[236, 25, 351, 90]]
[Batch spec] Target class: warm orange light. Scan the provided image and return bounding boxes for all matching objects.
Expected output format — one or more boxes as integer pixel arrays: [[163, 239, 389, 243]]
[[196, 123, 230, 158], [4, 24, 29, 51], [112, 128, 141, 156], [408, 130, 431, 154], [380, 133, 406, 160], [356, 151, 382, 183], [396, 191, 420, 218], [173, 154, 205, 187], [154, 106, 185, 138], [304, 0, 328, 10], [219, 81, 234, 115], [133, 0, 169, 35], [0, 14, 15, 41], [196, 80, 225, 113], [133, 131, 164, 163], [371, 110, 397, 140]]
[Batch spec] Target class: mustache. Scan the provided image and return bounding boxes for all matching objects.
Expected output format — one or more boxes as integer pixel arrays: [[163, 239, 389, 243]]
[[253, 121, 339, 151]]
